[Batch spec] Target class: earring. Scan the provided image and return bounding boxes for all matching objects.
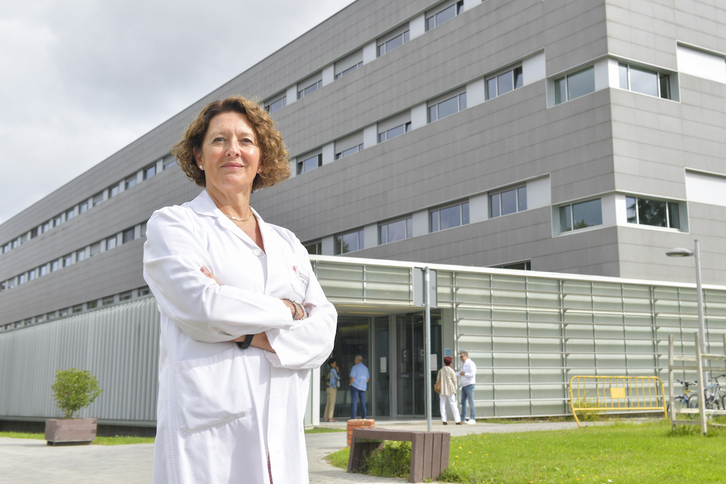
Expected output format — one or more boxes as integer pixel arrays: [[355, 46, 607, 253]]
[[198, 165, 203, 170]]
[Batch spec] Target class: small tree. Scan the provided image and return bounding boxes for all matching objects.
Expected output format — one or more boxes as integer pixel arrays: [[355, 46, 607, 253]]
[[51, 369, 103, 419]]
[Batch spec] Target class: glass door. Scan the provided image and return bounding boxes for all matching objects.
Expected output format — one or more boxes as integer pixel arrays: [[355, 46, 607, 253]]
[[396, 312, 441, 417]]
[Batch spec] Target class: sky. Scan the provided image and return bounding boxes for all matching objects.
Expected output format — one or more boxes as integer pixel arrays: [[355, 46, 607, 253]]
[[0, 0, 357, 224]]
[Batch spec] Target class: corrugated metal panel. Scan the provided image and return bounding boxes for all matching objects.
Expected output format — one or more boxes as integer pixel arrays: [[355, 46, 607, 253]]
[[0, 297, 160, 423]]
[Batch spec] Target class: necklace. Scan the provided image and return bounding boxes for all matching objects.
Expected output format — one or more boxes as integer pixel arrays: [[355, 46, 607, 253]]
[[226, 208, 253, 223]]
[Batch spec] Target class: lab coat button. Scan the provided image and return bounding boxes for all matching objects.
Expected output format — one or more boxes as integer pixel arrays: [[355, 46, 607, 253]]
[[253, 248, 262, 256]]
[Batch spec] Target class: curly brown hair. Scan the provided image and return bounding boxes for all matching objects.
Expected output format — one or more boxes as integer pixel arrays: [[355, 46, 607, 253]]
[[170, 96, 289, 190]]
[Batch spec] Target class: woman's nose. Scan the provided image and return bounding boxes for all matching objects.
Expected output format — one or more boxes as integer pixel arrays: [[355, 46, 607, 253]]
[[226, 139, 242, 156]]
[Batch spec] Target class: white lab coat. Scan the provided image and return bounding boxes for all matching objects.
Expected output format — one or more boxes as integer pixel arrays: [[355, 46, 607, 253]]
[[143, 190, 337, 484]]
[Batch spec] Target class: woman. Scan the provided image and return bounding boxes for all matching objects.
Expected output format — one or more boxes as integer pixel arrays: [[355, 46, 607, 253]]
[[436, 356, 462, 425], [143, 96, 337, 483], [324, 358, 340, 422]]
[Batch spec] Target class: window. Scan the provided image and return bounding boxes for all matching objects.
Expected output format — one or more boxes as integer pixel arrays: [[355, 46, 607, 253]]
[[87, 300, 98, 309], [79, 201, 89, 213], [20, 233, 28, 245], [91, 242, 101, 257], [28, 270, 36, 281], [304, 241, 321, 255], [92, 192, 104, 207], [335, 229, 364, 254], [51, 260, 59, 272], [490, 186, 527, 218], [379, 217, 413, 245], [554, 66, 595, 105], [163, 156, 177, 170], [428, 93, 467, 123], [12, 239, 19, 249], [378, 30, 410, 57], [378, 122, 411, 143], [426, 1, 463, 31], [125, 175, 138, 189], [31, 227, 39, 239], [296, 153, 322, 175], [626, 197, 681, 229], [298, 80, 322, 99], [619, 63, 671, 99], [559, 198, 602, 233], [109, 183, 120, 198], [119, 292, 132, 301], [18, 273, 26, 285], [123, 228, 135, 244], [103, 297, 115, 306], [335, 62, 363, 79], [335, 144, 364, 160], [66, 208, 75, 221], [486, 66, 523, 100], [54, 215, 63, 226], [39, 265, 48, 277], [72, 305, 83, 314], [47, 312, 56, 320], [59, 309, 68, 317], [140, 222, 147, 237], [138, 287, 151, 297], [495, 261, 532, 271], [63, 254, 73, 267], [144, 164, 156, 179], [76, 249, 87, 262], [107, 236, 117, 250], [430, 201, 470, 232], [266, 95, 287, 113], [0, 281, 5, 292], [2, 243, 9, 253]]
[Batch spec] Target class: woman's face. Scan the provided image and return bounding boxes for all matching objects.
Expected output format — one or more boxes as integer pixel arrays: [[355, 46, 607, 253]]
[[194, 111, 261, 196]]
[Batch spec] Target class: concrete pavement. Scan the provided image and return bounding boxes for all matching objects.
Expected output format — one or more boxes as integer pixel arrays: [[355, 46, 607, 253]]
[[0, 419, 580, 483]]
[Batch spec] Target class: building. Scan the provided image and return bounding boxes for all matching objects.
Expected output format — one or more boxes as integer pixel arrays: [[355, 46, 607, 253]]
[[1, 0, 726, 427]]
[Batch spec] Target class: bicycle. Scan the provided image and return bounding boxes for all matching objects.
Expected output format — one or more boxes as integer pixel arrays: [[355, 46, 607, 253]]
[[668, 379, 697, 419], [690, 375, 725, 411]]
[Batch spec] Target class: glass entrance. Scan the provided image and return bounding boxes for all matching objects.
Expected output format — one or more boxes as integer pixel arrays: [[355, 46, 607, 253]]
[[396, 312, 442, 417]]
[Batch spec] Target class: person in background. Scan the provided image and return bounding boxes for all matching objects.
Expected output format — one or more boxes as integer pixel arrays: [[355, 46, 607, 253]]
[[349, 355, 369, 419], [436, 356, 462, 425], [324, 358, 340, 422], [458, 350, 477, 424]]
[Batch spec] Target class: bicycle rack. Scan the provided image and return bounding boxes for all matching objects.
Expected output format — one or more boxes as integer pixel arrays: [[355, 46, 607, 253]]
[[668, 333, 726, 435]]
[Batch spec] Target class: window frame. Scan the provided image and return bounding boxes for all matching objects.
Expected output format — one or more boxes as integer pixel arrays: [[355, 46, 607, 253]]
[[558, 198, 603, 233], [490, 185, 527, 218], [426, 1, 464, 31], [265, 94, 287, 113], [486, 66, 523, 100], [428, 92, 467, 123], [335, 143, 364, 160], [625, 196, 682, 230], [379, 217, 413, 245], [618, 63, 672, 99], [377, 29, 410, 57], [334, 228, 365, 255], [296, 153, 323, 175], [430, 200, 470, 233], [554, 65, 596, 105]]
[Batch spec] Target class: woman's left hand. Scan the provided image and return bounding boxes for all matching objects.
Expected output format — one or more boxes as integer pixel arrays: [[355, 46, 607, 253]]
[[201, 267, 276, 353]]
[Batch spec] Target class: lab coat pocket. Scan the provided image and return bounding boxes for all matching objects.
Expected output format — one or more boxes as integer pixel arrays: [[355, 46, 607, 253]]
[[175, 349, 252, 433]]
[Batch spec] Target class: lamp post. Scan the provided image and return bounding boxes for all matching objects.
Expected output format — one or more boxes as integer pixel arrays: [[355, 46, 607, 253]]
[[666, 240, 707, 382]]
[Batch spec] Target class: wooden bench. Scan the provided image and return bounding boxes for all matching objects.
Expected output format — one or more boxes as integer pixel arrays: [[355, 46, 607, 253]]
[[347, 428, 450, 483]]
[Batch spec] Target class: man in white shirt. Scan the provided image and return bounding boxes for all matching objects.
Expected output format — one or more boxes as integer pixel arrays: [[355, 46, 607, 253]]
[[458, 350, 477, 424]]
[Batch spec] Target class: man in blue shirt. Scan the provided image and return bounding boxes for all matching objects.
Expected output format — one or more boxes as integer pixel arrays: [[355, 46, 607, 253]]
[[349, 355, 370, 419]]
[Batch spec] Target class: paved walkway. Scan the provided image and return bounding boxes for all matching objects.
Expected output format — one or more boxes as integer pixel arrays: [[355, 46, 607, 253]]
[[0, 420, 579, 483]]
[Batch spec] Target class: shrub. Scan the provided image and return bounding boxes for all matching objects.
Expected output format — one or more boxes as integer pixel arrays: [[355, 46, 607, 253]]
[[51, 369, 103, 419]]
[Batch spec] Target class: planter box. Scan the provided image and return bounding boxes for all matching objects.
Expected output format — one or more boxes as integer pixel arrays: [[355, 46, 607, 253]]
[[45, 418, 97, 445]]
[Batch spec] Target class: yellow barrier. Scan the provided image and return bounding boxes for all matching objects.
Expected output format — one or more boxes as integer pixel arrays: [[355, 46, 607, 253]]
[[569, 376, 668, 427]]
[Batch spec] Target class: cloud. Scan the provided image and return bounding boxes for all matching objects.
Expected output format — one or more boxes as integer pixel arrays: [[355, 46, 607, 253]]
[[0, 0, 356, 224]]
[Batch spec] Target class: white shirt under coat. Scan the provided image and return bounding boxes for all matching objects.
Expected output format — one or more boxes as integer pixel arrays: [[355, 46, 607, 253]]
[[143, 190, 337, 484], [458, 358, 477, 387]]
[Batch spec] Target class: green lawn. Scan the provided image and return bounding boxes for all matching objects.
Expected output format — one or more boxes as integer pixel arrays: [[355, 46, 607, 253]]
[[0, 431, 154, 445], [327, 421, 726, 483]]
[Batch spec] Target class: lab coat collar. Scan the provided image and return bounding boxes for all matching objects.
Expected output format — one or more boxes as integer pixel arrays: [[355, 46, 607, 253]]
[[189, 190, 275, 245]]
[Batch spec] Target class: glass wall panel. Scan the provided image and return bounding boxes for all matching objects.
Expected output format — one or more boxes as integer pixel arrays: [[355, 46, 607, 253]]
[[629, 66, 659, 97], [567, 66, 595, 100]]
